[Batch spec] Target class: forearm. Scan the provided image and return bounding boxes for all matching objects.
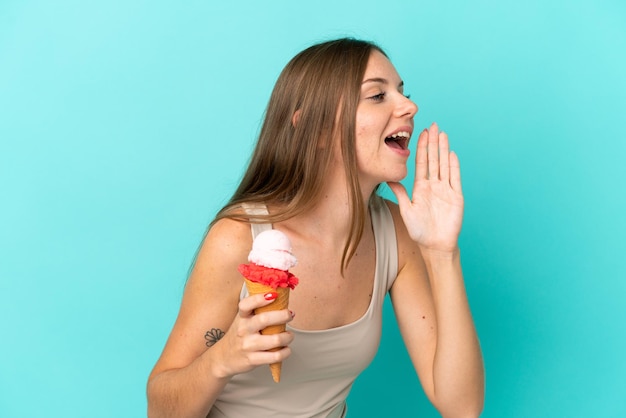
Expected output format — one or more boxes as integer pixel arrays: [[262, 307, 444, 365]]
[[147, 347, 231, 418], [422, 248, 484, 417]]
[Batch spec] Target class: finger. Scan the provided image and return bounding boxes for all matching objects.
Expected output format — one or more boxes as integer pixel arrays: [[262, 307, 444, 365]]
[[387, 181, 412, 207], [439, 130, 450, 184], [450, 151, 463, 193], [250, 309, 294, 334], [247, 345, 292, 366], [428, 123, 439, 180], [238, 292, 280, 318], [241, 325, 295, 351], [254, 330, 295, 352], [415, 129, 429, 181]]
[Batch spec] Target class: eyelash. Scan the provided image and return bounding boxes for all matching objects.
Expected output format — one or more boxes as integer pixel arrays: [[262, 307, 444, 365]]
[[369, 92, 386, 101], [368, 92, 412, 102]]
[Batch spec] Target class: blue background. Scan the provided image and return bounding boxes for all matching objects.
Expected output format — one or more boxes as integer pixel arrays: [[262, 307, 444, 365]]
[[1, 0, 625, 416]]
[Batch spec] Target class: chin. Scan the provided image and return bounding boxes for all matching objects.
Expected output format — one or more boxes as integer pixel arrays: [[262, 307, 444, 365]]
[[360, 166, 408, 187], [388, 177, 407, 184], [384, 169, 408, 183]]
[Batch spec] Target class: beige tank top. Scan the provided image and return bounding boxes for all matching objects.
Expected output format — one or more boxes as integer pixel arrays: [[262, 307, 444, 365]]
[[208, 196, 398, 418]]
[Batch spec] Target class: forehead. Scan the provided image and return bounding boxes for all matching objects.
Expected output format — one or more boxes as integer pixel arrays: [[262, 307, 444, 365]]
[[362, 50, 402, 84]]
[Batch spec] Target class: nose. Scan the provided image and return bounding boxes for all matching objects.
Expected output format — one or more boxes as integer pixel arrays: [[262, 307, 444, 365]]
[[395, 95, 418, 119]]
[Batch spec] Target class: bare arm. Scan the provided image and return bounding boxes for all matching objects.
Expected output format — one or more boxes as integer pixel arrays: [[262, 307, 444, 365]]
[[146, 219, 294, 418], [388, 124, 484, 417], [389, 237, 484, 417]]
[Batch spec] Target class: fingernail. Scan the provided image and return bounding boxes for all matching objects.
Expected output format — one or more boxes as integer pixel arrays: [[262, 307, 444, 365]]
[[289, 310, 296, 318], [264, 292, 278, 300]]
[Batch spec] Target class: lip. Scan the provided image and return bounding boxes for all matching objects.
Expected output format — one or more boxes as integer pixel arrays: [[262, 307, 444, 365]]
[[384, 125, 413, 157]]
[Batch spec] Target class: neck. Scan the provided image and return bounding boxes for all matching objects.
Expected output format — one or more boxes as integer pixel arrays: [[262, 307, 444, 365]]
[[276, 170, 374, 244]]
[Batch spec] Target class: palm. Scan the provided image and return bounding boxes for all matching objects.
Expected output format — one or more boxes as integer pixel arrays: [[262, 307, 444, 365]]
[[388, 123, 464, 252]]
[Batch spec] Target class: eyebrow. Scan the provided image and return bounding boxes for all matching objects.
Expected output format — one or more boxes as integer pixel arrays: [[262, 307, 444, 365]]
[[362, 77, 404, 89]]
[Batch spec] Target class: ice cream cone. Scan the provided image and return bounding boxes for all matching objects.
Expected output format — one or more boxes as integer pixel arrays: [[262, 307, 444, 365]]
[[244, 278, 290, 382]]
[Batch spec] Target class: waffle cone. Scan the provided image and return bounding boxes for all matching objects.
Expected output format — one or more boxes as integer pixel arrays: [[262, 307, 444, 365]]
[[244, 278, 290, 383]]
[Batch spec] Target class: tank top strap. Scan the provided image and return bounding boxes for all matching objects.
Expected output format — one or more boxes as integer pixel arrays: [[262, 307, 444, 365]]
[[240, 203, 272, 238], [369, 195, 399, 292], [239, 203, 272, 300]]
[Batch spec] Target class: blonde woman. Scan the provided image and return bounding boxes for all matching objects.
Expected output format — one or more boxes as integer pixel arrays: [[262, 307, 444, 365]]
[[147, 38, 484, 418]]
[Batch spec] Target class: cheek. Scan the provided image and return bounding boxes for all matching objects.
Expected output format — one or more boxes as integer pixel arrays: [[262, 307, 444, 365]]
[[355, 107, 371, 134], [356, 108, 386, 140], [356, 114, 377, 141], [355, 125, 368, 141]]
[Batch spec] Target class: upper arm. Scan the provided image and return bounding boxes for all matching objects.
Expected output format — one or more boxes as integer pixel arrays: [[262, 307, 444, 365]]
[[149, 217, 252, 379], [386, 201, 437, 401]]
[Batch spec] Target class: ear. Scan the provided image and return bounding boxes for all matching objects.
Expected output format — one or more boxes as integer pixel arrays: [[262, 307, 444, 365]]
[[291, 109, 301, 128]]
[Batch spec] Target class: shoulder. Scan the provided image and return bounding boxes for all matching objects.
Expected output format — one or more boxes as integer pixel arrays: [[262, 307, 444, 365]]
[[181, 217, 252, 316], [182, 217, 253, 337], [207, 216, 252, 251], [193, 217, 252, 283]]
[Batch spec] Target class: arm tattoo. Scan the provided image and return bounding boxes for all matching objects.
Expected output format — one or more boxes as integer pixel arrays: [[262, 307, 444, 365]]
[[204, 328, 225, 347]]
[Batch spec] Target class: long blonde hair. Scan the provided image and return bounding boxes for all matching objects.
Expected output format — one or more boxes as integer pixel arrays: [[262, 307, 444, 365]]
[[213, 38, 386, 271]]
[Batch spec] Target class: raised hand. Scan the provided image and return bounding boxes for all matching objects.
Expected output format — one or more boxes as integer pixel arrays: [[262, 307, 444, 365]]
[[388, 123, 464, 253]]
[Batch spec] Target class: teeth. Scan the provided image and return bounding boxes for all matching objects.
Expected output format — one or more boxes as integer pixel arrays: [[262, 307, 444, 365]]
[[390, 131, 410, 139]]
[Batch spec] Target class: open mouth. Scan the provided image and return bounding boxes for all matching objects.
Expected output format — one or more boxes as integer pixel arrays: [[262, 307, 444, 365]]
[[384, 131, 410, 150]]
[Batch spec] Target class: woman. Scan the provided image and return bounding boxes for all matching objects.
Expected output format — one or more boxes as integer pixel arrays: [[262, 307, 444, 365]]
[[147, 38, 484, 418]]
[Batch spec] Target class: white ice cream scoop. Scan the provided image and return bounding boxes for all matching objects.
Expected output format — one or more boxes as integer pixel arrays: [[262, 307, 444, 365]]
[[248, 229, 298, 271]]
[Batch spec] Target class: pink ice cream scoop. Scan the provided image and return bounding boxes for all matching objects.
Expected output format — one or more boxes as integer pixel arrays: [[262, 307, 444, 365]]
[[248, 229, 298, 271]]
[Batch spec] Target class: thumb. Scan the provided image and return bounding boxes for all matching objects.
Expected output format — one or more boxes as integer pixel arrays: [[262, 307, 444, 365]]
[[387, 182, 411, 208]]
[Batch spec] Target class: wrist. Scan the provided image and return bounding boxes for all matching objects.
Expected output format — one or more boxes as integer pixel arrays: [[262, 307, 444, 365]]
[[204, 342, 232, 381], [419, 245, 460, 260]]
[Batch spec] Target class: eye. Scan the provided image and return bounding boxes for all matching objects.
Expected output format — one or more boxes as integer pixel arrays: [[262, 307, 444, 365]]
[[368, 92, 386, 102]]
